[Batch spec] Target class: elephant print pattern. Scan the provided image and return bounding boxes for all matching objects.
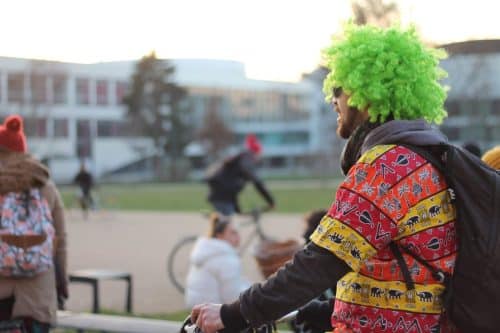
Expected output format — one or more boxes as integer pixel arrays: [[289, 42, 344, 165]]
[[311, 145, 458, 333]]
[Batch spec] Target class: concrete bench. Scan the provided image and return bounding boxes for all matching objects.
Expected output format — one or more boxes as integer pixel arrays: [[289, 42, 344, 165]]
[[69, 269, 132, 313], [56, 311, 181, 333]]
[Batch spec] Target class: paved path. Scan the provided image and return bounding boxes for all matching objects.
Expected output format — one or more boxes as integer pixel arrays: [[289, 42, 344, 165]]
[[65, 210, 304, 315]]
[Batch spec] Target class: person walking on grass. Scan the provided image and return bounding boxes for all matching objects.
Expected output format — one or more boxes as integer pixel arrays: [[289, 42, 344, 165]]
[[73, 161, 94, 219], [191, 24, 459, 333]]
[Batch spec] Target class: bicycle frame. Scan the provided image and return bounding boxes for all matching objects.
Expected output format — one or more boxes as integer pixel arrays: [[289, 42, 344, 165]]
[[236, 208, 270, 256]]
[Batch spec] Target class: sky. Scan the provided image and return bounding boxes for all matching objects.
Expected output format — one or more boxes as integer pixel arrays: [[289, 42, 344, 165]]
[[0, 0, 499, 81]]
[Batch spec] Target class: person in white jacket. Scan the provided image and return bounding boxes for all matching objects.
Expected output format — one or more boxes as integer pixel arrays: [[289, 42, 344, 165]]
[[185, 214, 250, 308]]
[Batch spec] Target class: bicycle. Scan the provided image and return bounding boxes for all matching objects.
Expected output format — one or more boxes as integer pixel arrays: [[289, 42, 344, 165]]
[[65, 187, 118, 221], [167, 207, 301, 295]]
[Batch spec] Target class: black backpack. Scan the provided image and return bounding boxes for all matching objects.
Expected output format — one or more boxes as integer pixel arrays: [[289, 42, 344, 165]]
[[391, 144, 500, 333], [205, 152, 247, 194]]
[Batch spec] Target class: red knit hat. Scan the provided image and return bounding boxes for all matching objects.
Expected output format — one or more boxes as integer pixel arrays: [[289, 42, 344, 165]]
[[0, 115, 27, 153], [245, 134, 262, 155]]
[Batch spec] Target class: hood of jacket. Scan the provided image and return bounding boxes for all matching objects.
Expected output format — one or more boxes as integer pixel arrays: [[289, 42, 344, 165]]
[[361, 119, 448, 154], [190, 237, 238, 267], [0, 149, 50, 194]]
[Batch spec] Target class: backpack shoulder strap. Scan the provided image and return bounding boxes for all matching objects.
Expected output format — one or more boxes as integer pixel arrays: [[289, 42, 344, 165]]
[[390, 144, 452, 287], [398, 143, 448, 174], [399, 143, 458, 204], [389, 242, 415, 290]]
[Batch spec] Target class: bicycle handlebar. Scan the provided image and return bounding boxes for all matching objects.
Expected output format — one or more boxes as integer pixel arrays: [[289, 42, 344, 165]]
[[181, 310, 298, 333]]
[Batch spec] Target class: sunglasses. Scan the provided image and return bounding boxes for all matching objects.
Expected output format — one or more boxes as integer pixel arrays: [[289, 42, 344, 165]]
[[333, 87, 343, 98]]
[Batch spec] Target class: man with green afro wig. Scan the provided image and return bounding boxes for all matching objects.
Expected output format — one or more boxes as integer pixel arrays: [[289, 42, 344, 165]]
[[323, 23, 448, 125], [190, 24, 458, 333]]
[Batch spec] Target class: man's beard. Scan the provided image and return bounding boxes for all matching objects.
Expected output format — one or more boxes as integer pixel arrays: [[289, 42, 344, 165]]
[[337, 106, 363, 139]]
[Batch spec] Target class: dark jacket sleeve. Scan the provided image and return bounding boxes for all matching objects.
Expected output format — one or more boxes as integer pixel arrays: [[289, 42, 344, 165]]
[[239, 154, 274, 206], [73, 172, 80, 184], [221, 242, 350, 330]]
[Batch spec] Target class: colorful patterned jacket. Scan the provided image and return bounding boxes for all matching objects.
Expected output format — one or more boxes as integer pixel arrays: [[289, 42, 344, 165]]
[[229, 121, 458, 333], [311, 143, 457, 332]]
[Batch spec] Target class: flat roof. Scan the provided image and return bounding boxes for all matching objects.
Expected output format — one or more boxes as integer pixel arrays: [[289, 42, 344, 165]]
[[441, 40, 500, 56]]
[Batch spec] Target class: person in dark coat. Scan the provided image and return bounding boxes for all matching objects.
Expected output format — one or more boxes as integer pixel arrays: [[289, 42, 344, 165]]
[[205, 134, 275, 215], [73, 162, 94, 218], [190, 24, 459, 333]]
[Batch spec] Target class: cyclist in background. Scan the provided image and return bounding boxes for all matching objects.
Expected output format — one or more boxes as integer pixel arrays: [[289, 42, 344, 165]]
[[205, 134, 275, 215], [73, 161, 94, 218]]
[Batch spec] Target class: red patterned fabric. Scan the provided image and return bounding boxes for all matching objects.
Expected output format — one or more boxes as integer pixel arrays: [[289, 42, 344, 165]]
[[311, 145, 458, 333]]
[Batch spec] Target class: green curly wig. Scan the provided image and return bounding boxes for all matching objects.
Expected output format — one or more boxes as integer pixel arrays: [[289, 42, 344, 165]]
[[323, 23, 449, 124]]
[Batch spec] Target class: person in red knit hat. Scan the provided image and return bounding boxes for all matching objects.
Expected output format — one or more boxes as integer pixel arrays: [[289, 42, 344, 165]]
[[204, 133, 274, 215], [0, 115, 28, 152], [245, 134, 262, 155], [0, 115, 68, 332]]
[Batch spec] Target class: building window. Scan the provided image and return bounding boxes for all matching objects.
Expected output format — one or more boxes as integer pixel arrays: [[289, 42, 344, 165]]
[[269, 157, 286, 168], [492, 99, 500, 116], [283, 132, 309, 144], [97, 120, 131, 137], [30, 74, 47, 104], [459, 100, 475, 116], [96, 80, 108, 105], [53, 75, 67, 104], [440, 126, 460, 141], [444, 100, 460, 117], [115, 81, 129, 105], [460, 125, 485, 141], [8, 73, 24, 103], [76, 120, 92, 158], [24, 117, 47, 138], [53, 119, 68, 138], [76, 78, 90, 105], [488, 125, 500, 140], [477, 101, 491, 116]]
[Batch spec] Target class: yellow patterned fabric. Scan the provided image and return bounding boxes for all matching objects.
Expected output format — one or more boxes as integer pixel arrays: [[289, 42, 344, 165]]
[[336, 272, 445, 314], [310, 145, 458, 332], [312, 216, 377, 272], [356, 145, 396, 164]]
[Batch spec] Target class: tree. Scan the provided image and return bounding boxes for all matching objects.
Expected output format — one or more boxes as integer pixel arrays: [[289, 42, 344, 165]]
[[198, 108, 234, 160], [124, 51, 190, 180], [351, 0, 399, 27]]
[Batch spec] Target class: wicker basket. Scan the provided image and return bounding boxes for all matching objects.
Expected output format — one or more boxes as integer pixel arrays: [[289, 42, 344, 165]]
[[254, 239, 302, 279]]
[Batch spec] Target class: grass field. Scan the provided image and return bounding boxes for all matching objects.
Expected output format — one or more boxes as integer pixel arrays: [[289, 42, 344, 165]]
[[60, 179, 342, 213]]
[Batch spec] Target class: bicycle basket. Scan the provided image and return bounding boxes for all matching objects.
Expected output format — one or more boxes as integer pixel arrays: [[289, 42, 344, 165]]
[[254, 239, 301, 279]]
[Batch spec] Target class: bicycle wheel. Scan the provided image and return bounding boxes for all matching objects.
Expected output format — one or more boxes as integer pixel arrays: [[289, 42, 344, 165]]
[[167, 235, 198, 294]]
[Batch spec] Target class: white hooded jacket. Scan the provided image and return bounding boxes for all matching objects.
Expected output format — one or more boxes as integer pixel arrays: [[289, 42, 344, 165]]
[[185, 237, 250, 307]]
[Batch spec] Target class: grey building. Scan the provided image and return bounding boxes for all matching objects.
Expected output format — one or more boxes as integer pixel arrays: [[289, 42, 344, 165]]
[[440, 40, 500, 152]]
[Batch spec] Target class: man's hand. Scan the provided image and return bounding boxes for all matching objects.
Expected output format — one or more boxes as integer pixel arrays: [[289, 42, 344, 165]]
[[295, 299, 333, 332], [191, 303, 224, 333]]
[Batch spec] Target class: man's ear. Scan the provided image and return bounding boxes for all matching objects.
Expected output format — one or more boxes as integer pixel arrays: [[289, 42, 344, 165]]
[[360, 107, 370, 121]]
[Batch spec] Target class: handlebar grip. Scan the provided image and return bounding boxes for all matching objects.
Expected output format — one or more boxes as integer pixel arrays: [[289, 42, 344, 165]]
[[276, 310, 298, 323], [182, 310, 297, 333]]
